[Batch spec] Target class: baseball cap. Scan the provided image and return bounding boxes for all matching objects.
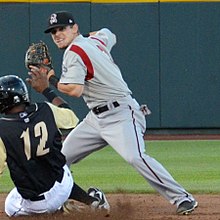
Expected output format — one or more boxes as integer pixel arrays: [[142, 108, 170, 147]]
[[44, 11, 75, 33]]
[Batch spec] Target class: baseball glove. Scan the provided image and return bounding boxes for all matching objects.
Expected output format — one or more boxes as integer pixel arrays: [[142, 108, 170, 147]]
[[25, 41, 53, 71]]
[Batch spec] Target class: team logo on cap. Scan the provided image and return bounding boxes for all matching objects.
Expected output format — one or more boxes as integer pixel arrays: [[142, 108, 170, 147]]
[[50, 14, 58, 25]]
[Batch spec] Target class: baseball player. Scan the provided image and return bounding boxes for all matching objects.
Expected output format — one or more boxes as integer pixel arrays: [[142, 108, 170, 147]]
[[0, 72, 110, 217], [31, 10, 198, 215]]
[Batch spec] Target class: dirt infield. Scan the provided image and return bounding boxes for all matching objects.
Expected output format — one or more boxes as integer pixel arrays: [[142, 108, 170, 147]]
[[0, 193, 220, 220], [0, 134, 219, 219]]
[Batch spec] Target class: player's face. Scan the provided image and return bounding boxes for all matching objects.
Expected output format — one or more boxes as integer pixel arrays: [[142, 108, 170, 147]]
[[50, 24, 78, 49]]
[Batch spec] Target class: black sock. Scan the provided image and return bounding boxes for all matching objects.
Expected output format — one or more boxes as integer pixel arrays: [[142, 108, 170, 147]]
[[68, 183, 98, 205]]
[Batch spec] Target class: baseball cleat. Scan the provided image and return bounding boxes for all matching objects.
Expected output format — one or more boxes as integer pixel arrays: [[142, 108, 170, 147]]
[[176, 200, 198, 215], [88, 187, 110, 216]]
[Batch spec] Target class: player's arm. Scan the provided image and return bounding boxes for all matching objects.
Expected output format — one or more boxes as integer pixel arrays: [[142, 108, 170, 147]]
[[27, 67, 71, 108], [0, 138, 7, 176], [91, 28, 116, 52], [29, 64, 84, 98], [47, 103, 79, 129], [57, 83, 84, 98], [27, 68, 79, 129], [25, 41, 84, 99], [46, 55, 85, 98], [84, 28, 116, 51]]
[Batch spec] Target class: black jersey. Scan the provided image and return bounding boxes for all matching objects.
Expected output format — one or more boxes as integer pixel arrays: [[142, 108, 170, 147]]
[[0, 103, 66, 199]]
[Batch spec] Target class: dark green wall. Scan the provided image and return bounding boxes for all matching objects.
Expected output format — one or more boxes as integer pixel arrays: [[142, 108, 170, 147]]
[[1, 2, 220, 129], [160, 3, 220, 128]]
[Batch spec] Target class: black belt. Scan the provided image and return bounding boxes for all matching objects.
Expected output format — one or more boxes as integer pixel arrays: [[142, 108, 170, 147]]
[[30, 194, 45, 202], [92, 101, 120, 115]]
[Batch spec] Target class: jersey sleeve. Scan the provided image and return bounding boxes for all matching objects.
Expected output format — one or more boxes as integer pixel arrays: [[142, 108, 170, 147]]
[[46, 102, 79, 129], [0, 138, 6, 176], [93, 28, 117, 52], [59, 50, 86, 84]]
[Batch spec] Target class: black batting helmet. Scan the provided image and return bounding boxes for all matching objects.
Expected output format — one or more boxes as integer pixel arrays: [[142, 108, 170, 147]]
[[0, 75, 30, 113]]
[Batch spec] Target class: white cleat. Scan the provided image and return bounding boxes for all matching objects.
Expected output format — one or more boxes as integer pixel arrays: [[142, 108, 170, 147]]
[[88, 187, 110, 216]]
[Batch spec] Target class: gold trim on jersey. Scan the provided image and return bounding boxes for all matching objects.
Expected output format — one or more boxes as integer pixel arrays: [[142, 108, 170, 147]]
[[47, 102, 79, 129], [0, 138, 6, 176]]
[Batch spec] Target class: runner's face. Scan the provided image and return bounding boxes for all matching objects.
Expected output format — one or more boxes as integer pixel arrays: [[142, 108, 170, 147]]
[[50, 24, 78, 49]]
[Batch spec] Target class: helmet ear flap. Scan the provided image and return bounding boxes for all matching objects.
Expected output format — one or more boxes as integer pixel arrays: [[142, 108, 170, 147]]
[[0, 91, 9, 113]]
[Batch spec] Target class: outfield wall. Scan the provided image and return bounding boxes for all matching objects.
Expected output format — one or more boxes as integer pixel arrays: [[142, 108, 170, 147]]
[[0, 1, 220, 129]]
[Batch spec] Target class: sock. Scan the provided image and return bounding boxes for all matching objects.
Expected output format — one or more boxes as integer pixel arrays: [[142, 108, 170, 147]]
[[68, 183, 98, 205]]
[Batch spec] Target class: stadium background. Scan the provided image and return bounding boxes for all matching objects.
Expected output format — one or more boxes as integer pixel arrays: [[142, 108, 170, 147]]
[[0, 0, 220, 133], [0, 2, 220, 219]]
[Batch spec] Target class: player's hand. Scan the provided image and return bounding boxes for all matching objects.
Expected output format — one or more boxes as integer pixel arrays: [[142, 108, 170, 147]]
[[29, 65, 56, 80], [26, 67, 49, 93], [28, 65, 48, 75]]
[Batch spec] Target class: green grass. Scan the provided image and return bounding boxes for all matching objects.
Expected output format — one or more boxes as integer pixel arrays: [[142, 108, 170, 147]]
[[1, 140, 220, 194]]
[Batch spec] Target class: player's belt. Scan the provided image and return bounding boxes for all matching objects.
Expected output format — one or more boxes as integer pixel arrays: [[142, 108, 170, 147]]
[[30, 194, 45, 201], [92, 101, 120, 115]]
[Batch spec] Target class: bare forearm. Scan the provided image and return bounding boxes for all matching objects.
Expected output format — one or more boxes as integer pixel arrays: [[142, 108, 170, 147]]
[[57, 83, 84, 97], [47, 69, 84, 97]]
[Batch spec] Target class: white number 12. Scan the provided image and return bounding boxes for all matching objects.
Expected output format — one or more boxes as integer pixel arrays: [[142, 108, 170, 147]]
[[20, 121, 49, 160]]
